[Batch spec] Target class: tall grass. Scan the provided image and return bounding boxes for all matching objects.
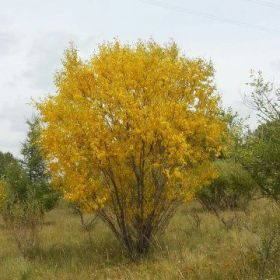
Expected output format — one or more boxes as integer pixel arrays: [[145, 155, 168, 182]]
[[0, 199, 279, 279]]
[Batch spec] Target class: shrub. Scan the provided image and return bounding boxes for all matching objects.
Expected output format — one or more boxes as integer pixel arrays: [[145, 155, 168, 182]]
[[1, 194, 43, 259], [0, 163, 43, 259], [242, 72, 280, 202], [0, 117, 59, 258], [243, 203, 280, 280], [38, 40, 227, 259], [197, 160, 256, 211]]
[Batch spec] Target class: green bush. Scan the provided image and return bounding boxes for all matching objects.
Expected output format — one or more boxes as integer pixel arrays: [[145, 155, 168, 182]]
[[0, 163, 43, 259], [197, 160, 256, 211], [0, 117, 60, 258], [1, 195, 43, 259], [242, 72, 280, 202]]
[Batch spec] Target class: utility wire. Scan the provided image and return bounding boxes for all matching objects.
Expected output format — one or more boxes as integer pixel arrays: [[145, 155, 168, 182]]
[[241, 0, 280, 10], [137, 0, 280, 34]]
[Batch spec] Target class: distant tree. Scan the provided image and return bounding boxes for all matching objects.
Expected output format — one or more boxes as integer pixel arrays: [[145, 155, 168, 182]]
[[0, 117, 59, 258], [0, 151, 18, 179], [197, 160, 256, 211], [220, 108, 248, 160], [242, 72, 280, 202], [195, 107, 255, 216], [21, 117, 59, 211]]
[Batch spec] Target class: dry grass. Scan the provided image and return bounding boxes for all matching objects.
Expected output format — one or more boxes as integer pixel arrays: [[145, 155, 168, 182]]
[[0, 199, 279, 280]]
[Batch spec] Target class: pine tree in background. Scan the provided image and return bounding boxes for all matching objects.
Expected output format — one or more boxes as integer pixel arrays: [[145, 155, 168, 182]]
[[21, 117, 59, 212]]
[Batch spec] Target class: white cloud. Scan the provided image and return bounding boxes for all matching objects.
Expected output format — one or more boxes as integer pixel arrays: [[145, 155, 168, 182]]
[[0, 31, 18, 55]]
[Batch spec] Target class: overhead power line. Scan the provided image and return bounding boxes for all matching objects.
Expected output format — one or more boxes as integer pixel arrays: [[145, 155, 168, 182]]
[[137, 0, 280, 34], [241, 0, 280, 10]]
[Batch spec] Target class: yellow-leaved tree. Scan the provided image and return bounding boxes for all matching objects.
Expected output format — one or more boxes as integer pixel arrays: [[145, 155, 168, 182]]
[[38, 40, 226, 258]]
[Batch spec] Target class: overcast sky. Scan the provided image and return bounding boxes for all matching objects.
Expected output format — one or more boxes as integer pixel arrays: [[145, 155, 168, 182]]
[[0, 0, 280, 156]]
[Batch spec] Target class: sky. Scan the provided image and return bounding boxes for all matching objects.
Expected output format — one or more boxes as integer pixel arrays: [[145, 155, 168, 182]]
[[0, 0, 280, 156]]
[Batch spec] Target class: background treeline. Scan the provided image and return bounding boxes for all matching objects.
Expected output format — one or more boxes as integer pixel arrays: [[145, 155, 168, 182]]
[[0, 118, 60, 258]]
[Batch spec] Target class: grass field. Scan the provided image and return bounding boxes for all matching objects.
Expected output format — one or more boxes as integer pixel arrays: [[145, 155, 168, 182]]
[[0, 199, 279, 280]]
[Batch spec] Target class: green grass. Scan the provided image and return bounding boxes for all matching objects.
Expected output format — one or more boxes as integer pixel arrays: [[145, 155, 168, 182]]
[[0, 199, 279, 280]]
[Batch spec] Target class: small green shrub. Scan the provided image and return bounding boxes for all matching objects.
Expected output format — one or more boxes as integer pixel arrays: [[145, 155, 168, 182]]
[[0, 118, 59, 259], [0, 165, 43, 259], [197, 160, 256, 211], [243, 204, 280, 280], [2, 198, 43, 259]]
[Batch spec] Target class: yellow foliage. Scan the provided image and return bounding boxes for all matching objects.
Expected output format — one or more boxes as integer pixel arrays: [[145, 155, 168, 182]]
[[38, 40, 227, 256]]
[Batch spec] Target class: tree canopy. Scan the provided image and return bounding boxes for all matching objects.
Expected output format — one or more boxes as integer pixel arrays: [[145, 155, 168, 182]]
[[242, 73, 280, 201]]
